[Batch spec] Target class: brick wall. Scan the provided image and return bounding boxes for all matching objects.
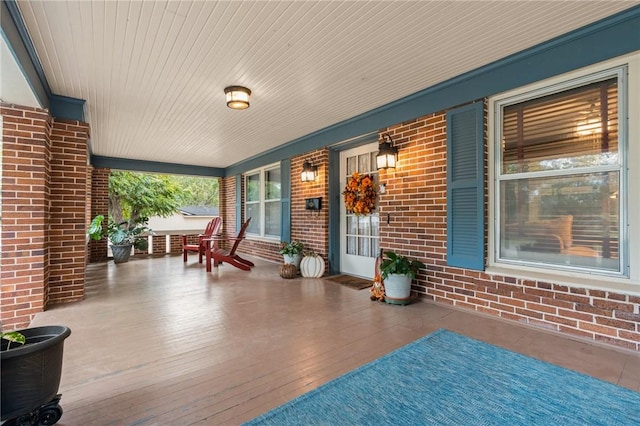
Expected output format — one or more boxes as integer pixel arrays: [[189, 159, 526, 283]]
[[169, 235, 184, 254], [377, 110, 640, 351], [48, 119, 89, 305], [290, 150, 329, 269], [89, 167, 109, 261], [1, 104, 51, 328], [220, 175, 237, 246]]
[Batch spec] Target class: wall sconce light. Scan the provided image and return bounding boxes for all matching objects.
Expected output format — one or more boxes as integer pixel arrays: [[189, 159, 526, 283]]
[[224, 86, 251, 110], [376, 133, 398, 170], [301, 160, 318, 182]]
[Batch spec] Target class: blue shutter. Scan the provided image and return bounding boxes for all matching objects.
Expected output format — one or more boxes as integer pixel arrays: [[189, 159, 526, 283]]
[[446, 102, 485, 270], [280, 159, 291, 242], [235, 174, 242, 231]]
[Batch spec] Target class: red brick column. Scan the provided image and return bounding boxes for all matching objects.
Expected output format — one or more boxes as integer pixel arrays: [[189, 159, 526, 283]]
[[48, 119, 90, 305], [1, 104, 51, 328], [89, 167, 109, 261]]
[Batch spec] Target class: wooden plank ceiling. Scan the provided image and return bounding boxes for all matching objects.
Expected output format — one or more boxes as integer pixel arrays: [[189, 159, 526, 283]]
[[13, 1, 638, 169]]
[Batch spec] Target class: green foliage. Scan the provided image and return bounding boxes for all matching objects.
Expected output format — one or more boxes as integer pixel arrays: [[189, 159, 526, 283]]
[[279, 241, 304, 255], [109, 171, 183, 223], [171, 175, 219, 207], [380, 251, 426, 280], [1, 331, 26, 350]]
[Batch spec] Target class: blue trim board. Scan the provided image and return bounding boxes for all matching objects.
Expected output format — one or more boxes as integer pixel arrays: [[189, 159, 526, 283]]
[[1, 0, 49, 108], [50, 94, 86, 122], [235, 175, 242, 231], [327, 148, 341, 275], [91, 155, 224, 177], [280, 159, 291, 242], [226, 5, 640, 177]]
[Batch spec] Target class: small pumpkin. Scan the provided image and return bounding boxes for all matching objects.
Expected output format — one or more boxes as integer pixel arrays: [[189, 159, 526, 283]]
[[279, 263, 298, 279], [300, 254, 325, 278]]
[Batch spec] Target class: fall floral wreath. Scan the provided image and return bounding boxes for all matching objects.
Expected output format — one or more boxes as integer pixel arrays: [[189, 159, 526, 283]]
[[342, 172, 377, 216]]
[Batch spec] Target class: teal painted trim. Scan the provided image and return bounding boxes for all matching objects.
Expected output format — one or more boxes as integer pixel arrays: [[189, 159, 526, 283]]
[[280, 159, 291, 242], [1, 0, 49, 107], [235, 175, 242, 231], [50, 94, 85, 121], [225, 131, 378, 177], [225, 6, 640, 177], [91, 155, 224, 177], [327, 149, 341, 275]]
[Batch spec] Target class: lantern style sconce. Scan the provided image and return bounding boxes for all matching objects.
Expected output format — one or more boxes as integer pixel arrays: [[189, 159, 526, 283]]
[[301, 159, 318, 182], [376, 133, 398, 170], [224, 86, 251, 110]]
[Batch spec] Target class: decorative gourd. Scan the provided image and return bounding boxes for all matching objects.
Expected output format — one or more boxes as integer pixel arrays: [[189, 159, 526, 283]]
[[279, 263, 298, 279], [300, 254, 325, 278]]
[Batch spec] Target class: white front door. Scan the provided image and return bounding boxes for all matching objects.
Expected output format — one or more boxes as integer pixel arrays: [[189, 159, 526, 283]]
[[340, 143, 380, 279]]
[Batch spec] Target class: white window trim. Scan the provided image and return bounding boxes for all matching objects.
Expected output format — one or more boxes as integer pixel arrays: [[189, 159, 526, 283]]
[[487, 52, 640, 295], [244, 162, 281, 241]]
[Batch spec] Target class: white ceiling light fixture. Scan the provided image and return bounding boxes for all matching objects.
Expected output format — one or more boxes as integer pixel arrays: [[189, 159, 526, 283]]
[[224, 86, 251, 110]]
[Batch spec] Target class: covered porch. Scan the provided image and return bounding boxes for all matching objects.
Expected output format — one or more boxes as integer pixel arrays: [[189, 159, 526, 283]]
[[29, 255, 640, 424]]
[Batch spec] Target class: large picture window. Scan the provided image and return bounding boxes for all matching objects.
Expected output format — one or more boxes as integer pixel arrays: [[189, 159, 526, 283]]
[[494, 67, 627, 276], [245, 164, 281, 239]]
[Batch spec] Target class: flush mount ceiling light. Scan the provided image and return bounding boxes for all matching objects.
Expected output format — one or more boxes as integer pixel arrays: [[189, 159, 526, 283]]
[[224, 86, 251, 110], [376, 133, 398, 170]]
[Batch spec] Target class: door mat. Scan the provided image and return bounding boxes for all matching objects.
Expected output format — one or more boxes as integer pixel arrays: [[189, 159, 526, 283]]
[[325, 274, 371, 290]]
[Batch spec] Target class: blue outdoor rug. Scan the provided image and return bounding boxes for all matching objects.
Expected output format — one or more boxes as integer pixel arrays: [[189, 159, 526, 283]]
[[245, 329, 640, 425]]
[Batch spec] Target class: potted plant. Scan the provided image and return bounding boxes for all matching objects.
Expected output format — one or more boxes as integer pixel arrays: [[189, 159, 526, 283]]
[[1, 326, 72, 425], [279, 241, 304, 269], [88, 214, 151, 263], [380, 251, 425, 304]]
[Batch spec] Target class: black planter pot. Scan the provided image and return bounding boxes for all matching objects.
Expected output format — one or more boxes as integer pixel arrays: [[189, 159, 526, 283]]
[[1, 325, 71, 425], [111, 244, 133, 263]]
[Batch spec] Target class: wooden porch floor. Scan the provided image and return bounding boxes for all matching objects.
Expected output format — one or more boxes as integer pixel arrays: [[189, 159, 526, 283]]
[[30, 255, 640, 425]]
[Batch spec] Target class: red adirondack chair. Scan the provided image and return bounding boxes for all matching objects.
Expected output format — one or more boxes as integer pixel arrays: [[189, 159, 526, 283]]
[[182, 217, 222, 263], [205, 218, 254, 272]]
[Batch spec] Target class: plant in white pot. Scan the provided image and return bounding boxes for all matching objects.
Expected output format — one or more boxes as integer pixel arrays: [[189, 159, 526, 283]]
[[279, 241, 304, 269], [88, 215, 151, 263], [380, 251, 425, 305]]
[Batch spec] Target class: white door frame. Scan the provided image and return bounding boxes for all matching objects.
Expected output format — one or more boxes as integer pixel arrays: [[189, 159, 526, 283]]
[[339, 142, 380, 279]]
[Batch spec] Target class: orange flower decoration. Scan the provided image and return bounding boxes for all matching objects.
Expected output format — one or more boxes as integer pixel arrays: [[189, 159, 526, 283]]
[[342, 172, 377, 216]]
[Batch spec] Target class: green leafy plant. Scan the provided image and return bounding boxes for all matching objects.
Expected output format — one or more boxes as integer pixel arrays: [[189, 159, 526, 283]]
[[88, 214, 151, 250], [380, 251, 425, 280], [279, 241, 304, 255], [1, 331, 26, 350]]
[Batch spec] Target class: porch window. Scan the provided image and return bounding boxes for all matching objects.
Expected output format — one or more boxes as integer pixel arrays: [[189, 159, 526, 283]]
[[245, 164, 281, 239], [495, 67, 627, 276]]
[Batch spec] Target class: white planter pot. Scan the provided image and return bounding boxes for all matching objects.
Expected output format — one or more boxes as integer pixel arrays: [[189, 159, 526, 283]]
[[283, 253, 302, 269], [384, 273, 412, 304]]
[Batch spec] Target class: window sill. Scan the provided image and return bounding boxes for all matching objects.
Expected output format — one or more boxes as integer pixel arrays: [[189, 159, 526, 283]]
[[486, 263, 640, 296], [246, 235, 280, 244]]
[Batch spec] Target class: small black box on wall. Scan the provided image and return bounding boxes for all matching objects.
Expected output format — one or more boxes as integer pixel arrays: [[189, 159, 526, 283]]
[[305, 197, 322, 210]]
